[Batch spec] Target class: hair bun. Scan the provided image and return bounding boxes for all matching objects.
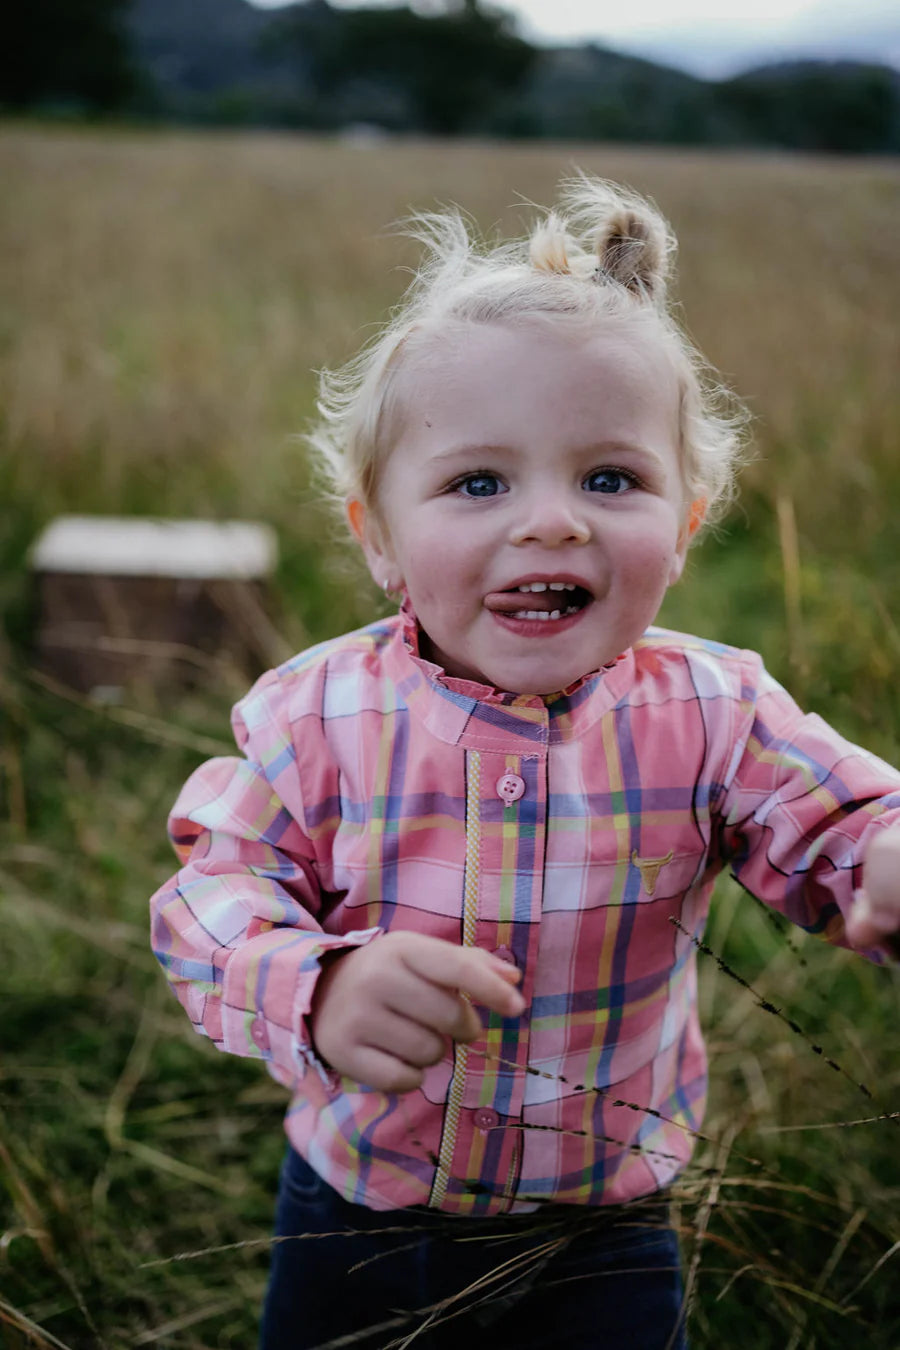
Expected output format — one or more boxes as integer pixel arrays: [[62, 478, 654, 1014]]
[[528, 211, 573, 275], [551, 177, 673, 305], [596, 207, 669, 302]]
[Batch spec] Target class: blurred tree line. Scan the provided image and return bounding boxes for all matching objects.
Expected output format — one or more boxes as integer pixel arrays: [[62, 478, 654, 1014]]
[[3, 0, 136, 113], [2, 0, 899, 153]]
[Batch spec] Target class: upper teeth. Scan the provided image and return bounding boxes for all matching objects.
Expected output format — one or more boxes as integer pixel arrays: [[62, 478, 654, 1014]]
[[517, 581, 576, 593]]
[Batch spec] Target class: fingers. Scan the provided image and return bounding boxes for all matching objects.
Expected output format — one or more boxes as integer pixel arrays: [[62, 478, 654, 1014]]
[[344, 1045, 427, 1095], [308, 933, 527, 1092], [846, 891, 900, 957], [323, 1000, 472, 1095], [366, 1010, 446, 1070], [398, 937, 526, 1020], [382, 977, 481, 1043], [452, 998, 484, 1044], [861, 829, 900, 914], [364, 942, 518, 1045], [849, 829, 900, 957]]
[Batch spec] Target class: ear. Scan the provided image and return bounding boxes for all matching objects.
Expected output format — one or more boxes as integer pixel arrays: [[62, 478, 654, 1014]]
[[668, 497, 705, 586], [346, 498, 402, 593], [687, 496, 707, 538]]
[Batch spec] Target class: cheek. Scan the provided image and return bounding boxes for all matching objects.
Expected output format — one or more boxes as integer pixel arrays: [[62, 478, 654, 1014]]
[[399, 532, 476, 602], [619, 535, 681, 599]]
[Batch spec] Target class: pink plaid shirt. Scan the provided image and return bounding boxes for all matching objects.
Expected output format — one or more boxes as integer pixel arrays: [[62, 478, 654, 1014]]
[[150, 611, 900, 1215]]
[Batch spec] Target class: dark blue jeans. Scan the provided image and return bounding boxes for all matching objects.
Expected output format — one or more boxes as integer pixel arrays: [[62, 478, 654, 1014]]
[[260, 1148, 687, 1349]]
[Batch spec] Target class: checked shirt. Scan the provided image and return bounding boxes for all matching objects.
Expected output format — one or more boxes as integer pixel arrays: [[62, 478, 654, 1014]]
[[150, 611, 900, 1215]]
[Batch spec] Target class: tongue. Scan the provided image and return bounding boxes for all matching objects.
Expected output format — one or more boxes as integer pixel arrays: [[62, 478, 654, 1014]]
[[485, 590, 567, 614]]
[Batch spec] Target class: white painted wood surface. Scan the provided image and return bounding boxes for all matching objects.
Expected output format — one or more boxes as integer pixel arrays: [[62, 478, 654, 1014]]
[[31, 516, 278, 580]]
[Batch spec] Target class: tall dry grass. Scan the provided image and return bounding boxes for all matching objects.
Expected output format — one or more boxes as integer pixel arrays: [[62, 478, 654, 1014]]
[[3, 128, 898, 726], [3, 129, 898, 524], [1, 126, 899, 1348]]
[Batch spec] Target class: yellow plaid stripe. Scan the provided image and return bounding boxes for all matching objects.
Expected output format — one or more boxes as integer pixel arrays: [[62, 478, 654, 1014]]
[[430, 750, 482, 1208]]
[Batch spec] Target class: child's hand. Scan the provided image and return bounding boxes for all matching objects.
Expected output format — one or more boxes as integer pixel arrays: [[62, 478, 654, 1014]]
[[308, 932, 526, 1093], [846, 829, 900, 958]]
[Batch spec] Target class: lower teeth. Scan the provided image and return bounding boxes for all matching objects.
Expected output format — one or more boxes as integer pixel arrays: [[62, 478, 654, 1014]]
[[511, 606, 580, 621]]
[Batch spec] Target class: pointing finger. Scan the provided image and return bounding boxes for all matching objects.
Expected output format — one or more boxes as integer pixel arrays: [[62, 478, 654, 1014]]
[[400, 938, 525, 1019]]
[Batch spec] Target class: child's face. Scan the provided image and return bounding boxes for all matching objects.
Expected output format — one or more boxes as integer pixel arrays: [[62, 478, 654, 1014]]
[[353, 319, 689, 696]]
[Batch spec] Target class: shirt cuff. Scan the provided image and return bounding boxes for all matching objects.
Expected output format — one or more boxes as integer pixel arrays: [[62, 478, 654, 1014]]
[[219, 925, 383, 1085], [291, 928, 383, 1085]]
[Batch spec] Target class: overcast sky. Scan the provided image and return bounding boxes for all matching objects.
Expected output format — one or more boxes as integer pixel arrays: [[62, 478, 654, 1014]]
[[249, 0, 900, 78]]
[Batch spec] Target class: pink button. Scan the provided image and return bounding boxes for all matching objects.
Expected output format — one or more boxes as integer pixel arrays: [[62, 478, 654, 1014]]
[[250, 1017, 269, 1050], [473, 1107, 499, 1131], [496, 773, 525, 804], [493, 945, 516, 967]]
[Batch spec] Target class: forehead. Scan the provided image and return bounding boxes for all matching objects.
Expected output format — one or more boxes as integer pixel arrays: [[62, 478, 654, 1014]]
[[384, 315, 681, 461]]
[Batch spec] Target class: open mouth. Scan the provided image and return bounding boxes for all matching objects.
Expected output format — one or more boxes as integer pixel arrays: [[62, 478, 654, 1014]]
[[486, 580, 593, 622]]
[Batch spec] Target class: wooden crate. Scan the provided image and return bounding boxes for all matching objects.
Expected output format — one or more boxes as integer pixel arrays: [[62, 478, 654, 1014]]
[[31, 516, 283, 696]]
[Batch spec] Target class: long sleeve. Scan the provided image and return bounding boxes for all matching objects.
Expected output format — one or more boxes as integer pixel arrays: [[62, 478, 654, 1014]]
[[710, 651, 900, 952], [149, 668, 380, 1085]]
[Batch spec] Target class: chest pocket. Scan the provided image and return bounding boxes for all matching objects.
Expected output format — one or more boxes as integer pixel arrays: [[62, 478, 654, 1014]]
[[622, 833, 707, 904], [543, 811, 708, 913]]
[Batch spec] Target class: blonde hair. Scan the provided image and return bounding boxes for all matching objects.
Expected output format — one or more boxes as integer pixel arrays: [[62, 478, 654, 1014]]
[[307, 175, 748, 534]]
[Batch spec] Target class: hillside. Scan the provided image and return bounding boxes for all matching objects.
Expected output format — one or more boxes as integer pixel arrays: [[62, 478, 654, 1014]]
[[509, 43, 715, 142], [128, 0, 300, 118], [3, 0, 898, 150], [121, 0, 900, 150]]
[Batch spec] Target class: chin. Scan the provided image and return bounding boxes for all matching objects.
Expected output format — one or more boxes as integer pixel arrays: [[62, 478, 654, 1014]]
[[491, 665, 587, 698]]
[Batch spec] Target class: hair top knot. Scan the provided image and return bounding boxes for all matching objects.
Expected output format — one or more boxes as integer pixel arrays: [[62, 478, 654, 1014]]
[[528, 211, 572, 276], [523, 182, 673, 304], [594, 208, 669, 301], [545, 177, 674, 304]]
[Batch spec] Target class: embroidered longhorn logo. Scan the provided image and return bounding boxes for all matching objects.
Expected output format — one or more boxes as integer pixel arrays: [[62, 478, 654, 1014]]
[[631, 849, 673, 896]]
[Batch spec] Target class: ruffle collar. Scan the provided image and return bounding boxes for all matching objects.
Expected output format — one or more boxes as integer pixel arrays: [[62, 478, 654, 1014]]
[[389, 598, 630, 749]]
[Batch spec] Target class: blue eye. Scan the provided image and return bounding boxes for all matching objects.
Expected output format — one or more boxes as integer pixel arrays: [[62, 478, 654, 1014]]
[[584, 468, 636, 495], [456, 473, 505, 498]]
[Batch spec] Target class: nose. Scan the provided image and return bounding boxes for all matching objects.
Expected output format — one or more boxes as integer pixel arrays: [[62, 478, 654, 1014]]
[[509, 486, 591, 547]]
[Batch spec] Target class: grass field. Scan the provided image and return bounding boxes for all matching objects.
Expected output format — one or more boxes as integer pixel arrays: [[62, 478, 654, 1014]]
[[1, 125, 899, 1349]]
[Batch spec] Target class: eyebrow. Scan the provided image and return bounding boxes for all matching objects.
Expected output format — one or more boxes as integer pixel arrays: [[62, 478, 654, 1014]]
[[428, 441, 668, 468], [426, 444, 510, 464]]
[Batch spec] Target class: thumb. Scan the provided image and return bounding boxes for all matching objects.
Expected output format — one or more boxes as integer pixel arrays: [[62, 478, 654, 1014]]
[[846, 829, 900, 957], [845, 890, 880, 948], [861, 829, 900, 915], [845, 891, 900, 960]]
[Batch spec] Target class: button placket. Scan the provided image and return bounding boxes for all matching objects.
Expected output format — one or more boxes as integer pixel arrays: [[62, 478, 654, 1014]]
[[433, 751, 545, 1210]]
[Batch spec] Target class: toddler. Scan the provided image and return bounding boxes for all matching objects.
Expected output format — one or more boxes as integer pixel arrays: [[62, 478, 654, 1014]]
[[150, 177, 900, 1350]]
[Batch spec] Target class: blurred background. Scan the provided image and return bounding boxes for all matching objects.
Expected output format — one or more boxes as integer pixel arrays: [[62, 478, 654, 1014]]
[[5, 0, 900, 147], [1, 3, 899, 1348]]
